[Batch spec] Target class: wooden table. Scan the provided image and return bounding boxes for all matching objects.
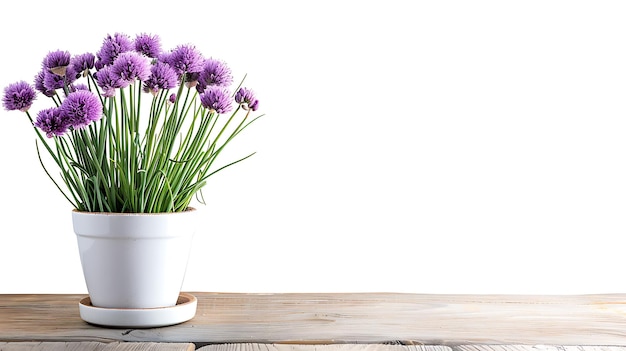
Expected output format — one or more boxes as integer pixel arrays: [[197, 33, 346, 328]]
[[2, 292, 626, 350]]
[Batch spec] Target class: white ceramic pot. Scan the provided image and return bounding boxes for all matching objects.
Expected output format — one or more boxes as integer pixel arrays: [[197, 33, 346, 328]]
[[72, 208, 196, 309]]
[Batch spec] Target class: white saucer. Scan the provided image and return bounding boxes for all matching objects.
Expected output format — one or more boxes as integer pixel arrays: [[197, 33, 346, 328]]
[[78, 292, 197, 328]]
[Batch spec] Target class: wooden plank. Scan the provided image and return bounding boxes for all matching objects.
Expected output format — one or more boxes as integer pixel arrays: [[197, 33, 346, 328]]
[[195, 346, 626, 351], [0, 342, 195, 351], [196, 347, 626, 351], [3, 293, 626, 345], [197, 344, 451, 351], [100, 343, 195, 351], [456, 347, 626, 351]]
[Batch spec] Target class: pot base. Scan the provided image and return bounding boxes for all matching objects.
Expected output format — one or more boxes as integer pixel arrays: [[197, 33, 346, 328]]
[[78, 292, 197, 328]]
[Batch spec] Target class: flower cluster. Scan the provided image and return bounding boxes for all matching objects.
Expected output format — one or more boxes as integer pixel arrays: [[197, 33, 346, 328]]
[[2, 32, 262, 213]]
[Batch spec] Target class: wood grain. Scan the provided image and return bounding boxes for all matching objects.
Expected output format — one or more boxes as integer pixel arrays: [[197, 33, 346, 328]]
[[0, 342, 194, 351], [196, 344, 452, 351], [3, 293, 626, 345], [194, 347, 626, 351], [455, 347, 626, 351]]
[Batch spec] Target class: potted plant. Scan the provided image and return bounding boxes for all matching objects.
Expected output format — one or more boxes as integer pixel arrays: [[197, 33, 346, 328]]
[[2, 32, 262, 327]]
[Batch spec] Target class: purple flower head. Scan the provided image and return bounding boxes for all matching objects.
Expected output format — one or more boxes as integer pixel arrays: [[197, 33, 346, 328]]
[[95, 33, 133, 69], [70, 83, 89, 92], [200, 86, 232, 114], [235, 87, 259, 111], [3, 81, 36, 112], [71, 53, 95, 78], [41, 65, 78, 92], [197, 58, 232, 93], [43, 70, 64, 91], [144, 61, 178, 95], [169, 93, 177, 104], [134, 33, 162, 58], [34, 71, 56, 97], [34, 107, 68, 137], [157, 51, 171, 65], [111, 51, 151, 87], [94, 66, 122, 97], [43, 50, 71, 76], [60, 90, 102, 128], [165, 44, 204, 76]]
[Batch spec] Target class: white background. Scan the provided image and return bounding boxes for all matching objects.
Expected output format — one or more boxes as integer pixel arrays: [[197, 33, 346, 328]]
[[1, 1, 625, 295]]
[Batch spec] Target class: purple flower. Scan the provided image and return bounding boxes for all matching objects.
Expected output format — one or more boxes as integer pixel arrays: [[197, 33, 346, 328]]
[[71, 53, 95, 78], [95, 33, 133, 69], [35, 59, 77, 96], [43, 50, 71, 76], [2, 81, 36, 112], [70, 83, 90, 92], [60, 90, 102, 128], [95, 66, 123, 97], [34, 107, 68, 137], [40, 65, 78, 92], [164, 44, 204, 76], [34, 71, 56, 97], [110, 52, 151, 88], [135, 33, 162, 58], [144, 61, 179, 94], [198, 58, 232, 92], [157, 51, 171, 65], [169, 93, 177, 104], [235, 87, 259, 111], [200, 86, 232, 114], [42, 69, 66, 91]]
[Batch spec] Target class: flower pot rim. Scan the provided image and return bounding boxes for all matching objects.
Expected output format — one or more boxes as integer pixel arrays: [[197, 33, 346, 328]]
[[72, 207, 196, 216]]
